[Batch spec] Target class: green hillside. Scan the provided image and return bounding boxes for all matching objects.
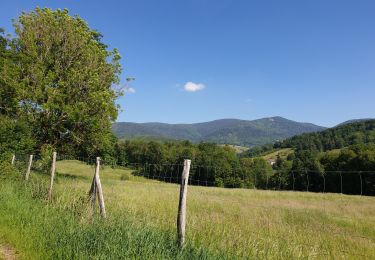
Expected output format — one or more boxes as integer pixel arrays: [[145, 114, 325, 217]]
[[276, 119, 375, 151], [336, 118, 374, 126], [261, 148, 293, 161], [239, 120, 375, 196], [244, 119, 375, 157], [112, 117, 326, 146]]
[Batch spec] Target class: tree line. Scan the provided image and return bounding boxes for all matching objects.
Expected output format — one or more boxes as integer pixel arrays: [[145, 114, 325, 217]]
[[113, 140, 374, 195], [115, 140, 274, 189]]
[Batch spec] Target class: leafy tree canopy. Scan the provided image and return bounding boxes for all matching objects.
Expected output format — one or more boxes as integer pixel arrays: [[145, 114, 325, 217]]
[[1, 8, 123, 157]]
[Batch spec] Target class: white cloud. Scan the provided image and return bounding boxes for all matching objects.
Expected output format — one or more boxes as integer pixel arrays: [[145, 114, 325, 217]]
[[125, 87, 136, 93], [183, 82, 205, 92]]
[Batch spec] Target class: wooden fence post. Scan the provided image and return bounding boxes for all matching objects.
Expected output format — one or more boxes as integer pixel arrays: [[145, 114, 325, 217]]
[[48, 152, 57, 200], [25, 155, 33, 181], [11, 154, 15, 165], [177, 159, 191, 247], [89, 174, 97, 212], [94, 157, 106, 218]]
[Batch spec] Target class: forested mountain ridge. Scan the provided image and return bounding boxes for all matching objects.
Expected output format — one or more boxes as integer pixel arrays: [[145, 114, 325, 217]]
[[112, 117, 326, 146], [276, 119, 375, 151], [243, 119, 375, 157]]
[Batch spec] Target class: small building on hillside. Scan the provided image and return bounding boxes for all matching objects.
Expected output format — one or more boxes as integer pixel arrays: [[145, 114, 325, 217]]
[[268, 159, 275, 166]]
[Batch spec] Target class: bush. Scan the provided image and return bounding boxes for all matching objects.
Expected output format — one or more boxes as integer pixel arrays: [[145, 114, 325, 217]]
[[0, 157, 21, 181], [34, 144, 55, 175], [214, 178, 224, 187]]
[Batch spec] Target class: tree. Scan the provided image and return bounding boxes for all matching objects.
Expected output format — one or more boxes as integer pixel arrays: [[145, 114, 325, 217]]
[[290, 150, 324, 191], [241, 157, 273, 189], [12, 8, 122, 157], [0, 116, 35, 157], [0, 28, 19, 117]]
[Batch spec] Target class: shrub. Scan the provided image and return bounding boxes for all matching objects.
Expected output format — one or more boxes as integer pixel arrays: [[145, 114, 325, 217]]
[[0, 156, 21, 182], [34, 144, 55, 175]]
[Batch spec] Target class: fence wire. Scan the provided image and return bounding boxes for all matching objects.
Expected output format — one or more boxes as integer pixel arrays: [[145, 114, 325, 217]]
[[12, 153, 375, 196]]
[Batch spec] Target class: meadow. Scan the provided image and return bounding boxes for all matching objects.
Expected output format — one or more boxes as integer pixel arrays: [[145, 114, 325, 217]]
[[0, 160, 374, 259], [261, 148, 294, 161]]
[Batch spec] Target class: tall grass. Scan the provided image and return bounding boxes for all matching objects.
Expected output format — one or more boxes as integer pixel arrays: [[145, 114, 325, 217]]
[[1, 160, 375, 259], [0, 179, 221, 259]]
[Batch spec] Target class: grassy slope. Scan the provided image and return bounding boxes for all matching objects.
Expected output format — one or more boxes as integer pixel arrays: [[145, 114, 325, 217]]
[[261, 148, 294, 161], [1, 160, 375, 259], [260, 147, 346, 162], [219, 144, 250, 154]]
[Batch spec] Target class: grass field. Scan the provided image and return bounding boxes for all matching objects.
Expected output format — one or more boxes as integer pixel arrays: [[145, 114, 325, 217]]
[[219, 144, 250, 154], [1, 160, 375, 259]]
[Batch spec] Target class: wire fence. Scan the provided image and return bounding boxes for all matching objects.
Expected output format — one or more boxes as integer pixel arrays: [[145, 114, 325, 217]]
[[11, 153, 375, 196], [7, 153, 375, 258], [39, 154, 375, 196]]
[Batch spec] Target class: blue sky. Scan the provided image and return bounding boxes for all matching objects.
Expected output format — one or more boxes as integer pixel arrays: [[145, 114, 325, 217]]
[[1, 0, 375, 127]]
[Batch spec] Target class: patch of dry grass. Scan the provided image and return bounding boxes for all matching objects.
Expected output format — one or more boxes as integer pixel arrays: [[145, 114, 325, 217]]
[[262, 148, 294, 161]]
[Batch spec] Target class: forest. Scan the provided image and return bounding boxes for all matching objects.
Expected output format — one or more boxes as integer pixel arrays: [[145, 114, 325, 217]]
[[113, 139, 375, 195], [276, 120, 375, 151], [240, 120, 375, 195]]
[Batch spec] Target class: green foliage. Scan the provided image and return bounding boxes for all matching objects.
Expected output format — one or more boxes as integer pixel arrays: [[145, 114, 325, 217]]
[[240, 157, 273, 188], [116, 140, 272, 189], [0, 29, 19, 117], [321, 144, 375, 171], [0, 116, 35, 156], [0, 8, 122, 158], [34, 144, 54, 175], [243, 120, 375, 158], [0, 162, 19, 182], [241, 143, 275, 158], [116, 139, 374, 194], [266, 144, 375, 195], [0, 153, 21, 182], [239, 121, 375, 194], [276, 120, 375, 152], [319, 144, 375, 194]]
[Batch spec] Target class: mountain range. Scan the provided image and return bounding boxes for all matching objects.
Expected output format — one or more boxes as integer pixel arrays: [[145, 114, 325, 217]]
[[112, 117, 326, 146]]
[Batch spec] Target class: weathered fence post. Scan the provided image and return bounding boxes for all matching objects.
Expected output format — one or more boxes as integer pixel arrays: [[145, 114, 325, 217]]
[[95, 157, 106, 218], [89, 157, 106, 218], [25, 155, 33, 181], [89, 173, 97, 212], [177, 159, 191, 247], [11, 154, 15, 165], [48, 152, 57, 200]]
